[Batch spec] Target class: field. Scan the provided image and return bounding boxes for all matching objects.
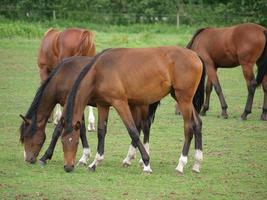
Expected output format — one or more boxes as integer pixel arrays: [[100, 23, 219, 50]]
[[0, 22, 266, 200]]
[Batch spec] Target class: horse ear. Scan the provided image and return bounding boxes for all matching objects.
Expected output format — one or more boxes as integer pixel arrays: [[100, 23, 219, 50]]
[[19, 114, 30, 125], [74, 121, 81, 131]]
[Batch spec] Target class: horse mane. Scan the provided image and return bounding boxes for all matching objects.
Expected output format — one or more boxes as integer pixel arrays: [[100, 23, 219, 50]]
[[19, 60, 67, 142], [186, 28, 208, 49], [65, 49, 111, 133]]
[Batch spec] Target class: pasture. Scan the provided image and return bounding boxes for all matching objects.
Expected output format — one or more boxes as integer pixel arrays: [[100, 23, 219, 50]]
[[0, 23, 266, 200]]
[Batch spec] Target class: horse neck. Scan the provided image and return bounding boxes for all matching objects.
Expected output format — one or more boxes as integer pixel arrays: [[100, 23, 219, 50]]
[[36, 94, 57, 125], [71, 69, 96, 123]]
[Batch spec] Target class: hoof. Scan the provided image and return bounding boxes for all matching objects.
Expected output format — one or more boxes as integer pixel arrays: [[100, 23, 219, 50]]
[[192, 164, 200, 173], [88, 164, 96, 172], [175, 169, 184, 176], [76, 161, 87, 167], [175, 165, 184, 175], [39, 159, 46, 166], [240, 112, 248, 120], [143, 164, 152, 174], [221, 111, 228, 119], [122, 160, 131, 167]]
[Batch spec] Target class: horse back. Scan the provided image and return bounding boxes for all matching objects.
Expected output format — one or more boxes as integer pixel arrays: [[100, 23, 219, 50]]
[[92, 47, 202, 105], [190, 23, 266, 67]]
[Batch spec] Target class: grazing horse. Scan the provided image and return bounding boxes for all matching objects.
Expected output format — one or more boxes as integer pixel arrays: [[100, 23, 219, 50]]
[[19, 56, 159, 166], [38, 27, 97, 129], [60, 46, 206, 174], [184, 23, 267, 120], [19, 57, 92, 164]]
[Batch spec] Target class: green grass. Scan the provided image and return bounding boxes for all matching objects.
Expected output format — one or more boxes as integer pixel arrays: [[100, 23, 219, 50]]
[[0, 24, 266, 200]]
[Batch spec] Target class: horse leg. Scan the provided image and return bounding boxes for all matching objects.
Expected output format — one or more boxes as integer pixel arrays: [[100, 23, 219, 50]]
[[87, 106, 96, 132], [39, 122, 63, 165], [200, 77, 213, 116], [53, 104, 62, 125], [175, 100, 194, 174], [113, 101, 152, 173], [240, 63, 257, 120], [192, 108, 203, 173], [77, 115, 91, 166], [122, 106, 141, 167], [138, 106, 151, 167], [261, 75, 267, 121], [206, 65, 228, 118], [88, 106, 109, 171]]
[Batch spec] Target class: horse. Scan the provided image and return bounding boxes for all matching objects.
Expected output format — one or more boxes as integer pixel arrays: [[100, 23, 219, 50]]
[[19, 55, 159, 167], [183, 23, 267, 120], [38, 27, 97, 129], [60, 46, 206, 174]]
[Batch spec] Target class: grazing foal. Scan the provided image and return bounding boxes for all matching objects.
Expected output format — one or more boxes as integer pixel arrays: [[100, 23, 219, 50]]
[[185, 23, 267, 120], [60, 47, 205, 174], [37, 27, 97, 129]]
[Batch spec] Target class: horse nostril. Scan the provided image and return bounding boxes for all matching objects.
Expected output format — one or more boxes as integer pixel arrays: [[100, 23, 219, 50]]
[[64, 165, 74, 173]]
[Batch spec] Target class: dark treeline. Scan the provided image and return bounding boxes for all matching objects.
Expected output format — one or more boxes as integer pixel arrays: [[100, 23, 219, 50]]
[[1, 0, 266, 25]]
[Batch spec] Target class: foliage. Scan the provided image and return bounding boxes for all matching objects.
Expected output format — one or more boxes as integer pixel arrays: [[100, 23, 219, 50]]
[[0, 0, 266, 26]]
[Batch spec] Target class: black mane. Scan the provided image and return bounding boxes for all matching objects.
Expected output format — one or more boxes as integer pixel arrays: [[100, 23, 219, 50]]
[[186, 28, 207, 49], [19, 59, 69, 142], [65, 49, 111, 133]]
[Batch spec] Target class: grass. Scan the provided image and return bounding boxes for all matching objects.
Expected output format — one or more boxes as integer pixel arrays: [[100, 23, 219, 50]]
[[0, 22, 266, 200]]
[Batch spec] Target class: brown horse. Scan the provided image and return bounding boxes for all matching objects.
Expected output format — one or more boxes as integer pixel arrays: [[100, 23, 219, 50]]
[[19, 55, 159, 167], [20, 57, 92, 165], [38, 28, 96, 82], [38, 27, 97, 128], [185, 23, 267, 120], [60, 46, 206, 174]]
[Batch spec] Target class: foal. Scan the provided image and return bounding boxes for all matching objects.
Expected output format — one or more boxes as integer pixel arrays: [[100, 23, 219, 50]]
[[38, 27, 97, 128], [186, 23, 267, 120], [60, 46, 205, 174]]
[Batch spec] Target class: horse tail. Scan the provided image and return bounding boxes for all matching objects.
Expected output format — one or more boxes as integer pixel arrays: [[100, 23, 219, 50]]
[[256, 30, 267, 86], [193, 56, 206, 113], [186, 28, 207, 49], [76, 30, 95, 56], [147, 101, 160, 125], [44, 28, 55, 36]]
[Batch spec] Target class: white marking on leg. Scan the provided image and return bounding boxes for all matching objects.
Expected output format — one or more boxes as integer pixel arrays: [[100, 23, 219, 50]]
[[88, 106, 95, 131], [139, 142, 149, 167], [143, 163, 152, 173], [192, 149, 203, 173], [77, 148, 91, 166], [53, 104, 62, 125], [175, 154, 188, 173], [88, 153, 104, 168], [122, 145, 137, 166]]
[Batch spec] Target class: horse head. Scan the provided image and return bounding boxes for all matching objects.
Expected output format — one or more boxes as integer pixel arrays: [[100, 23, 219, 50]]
[[19, 114, 46, 164]]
